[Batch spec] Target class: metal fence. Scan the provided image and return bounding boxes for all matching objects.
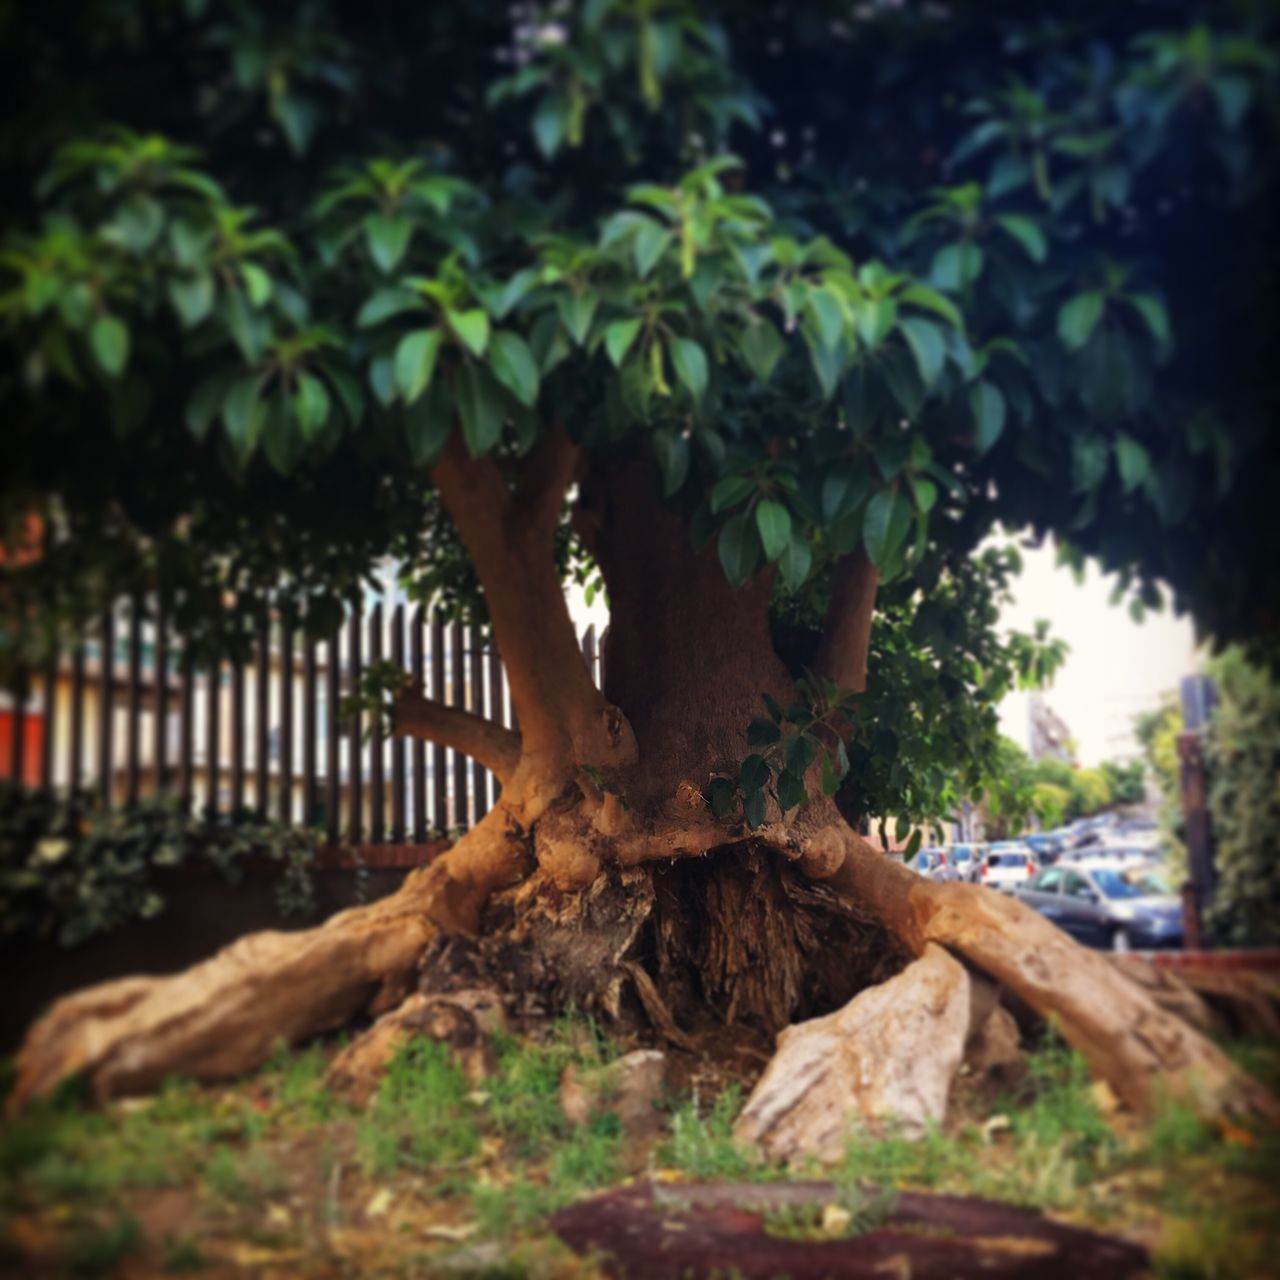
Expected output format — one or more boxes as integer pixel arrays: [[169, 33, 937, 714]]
[[0, 603, 604, 841]]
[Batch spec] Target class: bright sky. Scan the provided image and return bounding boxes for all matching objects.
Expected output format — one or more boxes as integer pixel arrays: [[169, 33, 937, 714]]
[[565, 534, 1199, 769], [994, 536, 1199, 766]]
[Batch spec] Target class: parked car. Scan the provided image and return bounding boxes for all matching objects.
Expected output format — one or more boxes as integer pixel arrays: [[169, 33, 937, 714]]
[[1061, 844, 1152, 867], [911, 847, 943, 877], [979, 848, 1038, 891], [1020, 833, 1064, 863], [1015, 864, 1183, 951], [945, 843, 986, 883]]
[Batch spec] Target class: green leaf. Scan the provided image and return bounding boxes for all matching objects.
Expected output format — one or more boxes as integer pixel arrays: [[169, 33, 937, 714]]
[[488, 331, 540, 407], [747, 717, 781, 746], [365, 213, 413, 274], [737, 319, 785, 382], [261, 396, 301, 476], [783, 733, 815, 777], [653, 429, 690, 496], [718, 510, 761, 587], [1212, 74, 1251, 129], [557, 293, 598, 346], [116, 195, 165, 252], [1115, 434, 1150, 495], [930, 243, 984, 290], [993, 214, 1047, 263], [167, 274, 214, 329], [742, 787, 766, 831], [968, 380, 1007, 453], [806, 287, 844, 351], [605, 318, 643, 368], [447, 308, 490, 357], [910, 476, 938, 515], [394, 328, 442, 404], [293, 372, 330, 439], [1057, 291, 1105, 350], [357, 288, 422, 329], [186, 371, 233, 440], [405, 380, 454, 466], [89, 315, 128, 376], [863, 488, 911, 567], [898, 285, 963, 330], [777, 769, 806, 812], [633, 222, 673, 278], [455, 362, 505, 457], [762, 692, 783, 723], [755, 499, 792, 562], [1124, 294, 1171, 348], [739, 754, 770, 792], [240, 262, 273, 307], [710, 475, 755, 514], [899, 317, 945, 385], [222, 374, 263, 461], [532, 94, 569, 158], [323, 365, 364, 428], [821, 752, 841, 796], [669, 337, 708, 399], [857, 297, 896, 348], [777, 536, 812, 591]]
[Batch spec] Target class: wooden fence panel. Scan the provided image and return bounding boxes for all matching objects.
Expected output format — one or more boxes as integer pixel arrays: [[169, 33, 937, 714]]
[[16, 598, 606, 849]]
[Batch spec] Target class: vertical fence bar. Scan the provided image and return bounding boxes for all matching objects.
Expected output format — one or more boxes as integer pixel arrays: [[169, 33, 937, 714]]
[[255, 609, 270, 816], [581, 623, 597, 688], [153, 602, 168, 795], [278, 615, 294, 825], [230, 641, 245, 815], [410, 606, 426, 843], [470, 624, 488, 821], [97, 606, 114, 807], [430, 612, 446, 832], [7, 674, 25, 784], [488, 642, 505, 801], [450, 620, 467, 829], [178, 646, 194, 811], [326, 631, 341, 842], [347, 603, 363, 841], [39, 651, 56, 791], [125, 599, 143, 805], [230, 655, 244, 814], [369, 603, 385, 843], [204, 653, 220, 817], [390, 604, 406, 843], [70, 640, 85, 793], [303, 631, 318, 829]]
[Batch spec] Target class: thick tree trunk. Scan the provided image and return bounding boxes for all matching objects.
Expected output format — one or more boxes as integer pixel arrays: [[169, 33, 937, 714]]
[[9, 445, 1278, 1130]]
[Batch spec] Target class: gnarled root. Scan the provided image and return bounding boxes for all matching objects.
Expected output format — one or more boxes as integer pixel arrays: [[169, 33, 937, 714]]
[[824, 835, 1280, 1126], [6, 808, 530, 1112]]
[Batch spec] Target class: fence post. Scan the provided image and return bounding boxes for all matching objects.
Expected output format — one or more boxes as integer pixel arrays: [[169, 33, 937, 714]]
[[204, 651, 220, 818], [230, 635, 245, 816], [411, 606, 426, 842], [347, 603, 363, 841], [70, 640, 86, 794], [430, 612, 446, 834], [153, 602, 168, 796], [254, 609, 270, 816], [470, 624, 488, 821], [303, 631, 318, 829], [390, 604, 406, 843], [97, 605, 114, 808], [451, 620, 467, 829], [326, 630, 341, 842], [369, 603, 385, 843]]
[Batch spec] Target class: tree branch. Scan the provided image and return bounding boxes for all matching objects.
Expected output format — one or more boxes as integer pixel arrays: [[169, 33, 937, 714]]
[[813, 549, 878, 693], [512, 417, 580, 541], [392, 683, 521, 784]]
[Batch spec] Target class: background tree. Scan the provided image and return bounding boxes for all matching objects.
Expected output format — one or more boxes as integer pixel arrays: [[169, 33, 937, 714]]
[[1204, 650, 1280, 947], [2, 1, 1277, 1122], [1100, 758, 1147, 808]]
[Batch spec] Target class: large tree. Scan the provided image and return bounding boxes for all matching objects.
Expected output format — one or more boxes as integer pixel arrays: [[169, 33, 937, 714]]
[[3, 1, 1278, 1120]]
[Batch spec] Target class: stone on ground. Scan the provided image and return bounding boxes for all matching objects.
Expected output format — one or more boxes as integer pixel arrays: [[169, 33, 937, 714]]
[[734, 944, 971, 1163], [560, 1048, 669, 1141]]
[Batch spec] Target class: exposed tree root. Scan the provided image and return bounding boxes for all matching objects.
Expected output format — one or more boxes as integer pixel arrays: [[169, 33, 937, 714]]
[[824, 834, 1280, 1125]]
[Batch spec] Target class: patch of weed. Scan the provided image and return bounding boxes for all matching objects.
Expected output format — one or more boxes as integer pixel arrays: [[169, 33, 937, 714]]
[[1154, 1212, 1262, 1280], [661, 1086, 759, 1180], [65, 1211, 141, 1277], [1147, 1100, 1215, 1162], [360, 1037, 479, 1175], [162, 1233, 208, 1272]]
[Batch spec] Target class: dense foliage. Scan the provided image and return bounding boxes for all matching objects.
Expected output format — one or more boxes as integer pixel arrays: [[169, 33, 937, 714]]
[[0, 783, 320, 947], [1204, 650, 1280, 946], [1, 2, 1276, 833]]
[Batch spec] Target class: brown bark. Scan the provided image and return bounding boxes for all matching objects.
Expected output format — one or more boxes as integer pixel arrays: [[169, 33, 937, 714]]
[[813, 549, 878, 693], [392, 682, 521, 783]]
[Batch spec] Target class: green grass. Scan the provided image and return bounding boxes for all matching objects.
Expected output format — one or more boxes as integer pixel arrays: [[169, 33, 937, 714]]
[[64, 1211, 141, 1277], [660, 1086, 760, 1181]]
